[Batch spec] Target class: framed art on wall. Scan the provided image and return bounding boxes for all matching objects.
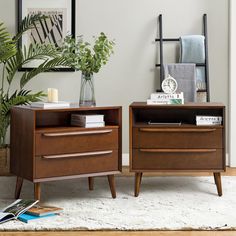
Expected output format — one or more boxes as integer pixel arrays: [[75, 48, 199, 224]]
[[18, 0, 76, 71]]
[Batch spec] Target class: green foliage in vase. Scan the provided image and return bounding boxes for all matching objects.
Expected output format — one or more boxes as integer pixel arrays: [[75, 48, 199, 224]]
[[0, 14, 69, 148], [60, 32, 115, 77]]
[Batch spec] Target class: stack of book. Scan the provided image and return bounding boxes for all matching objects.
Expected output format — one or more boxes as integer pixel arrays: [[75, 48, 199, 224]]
[[147, 92, 184, 105], [71, 114, 105, 128], [196, 116, 222, 126], [30, 101, 70, 109], [18, 205, 63, 223]]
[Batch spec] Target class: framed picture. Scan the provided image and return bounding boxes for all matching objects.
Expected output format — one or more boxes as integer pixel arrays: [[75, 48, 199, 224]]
[[18, 0, 76, 71]]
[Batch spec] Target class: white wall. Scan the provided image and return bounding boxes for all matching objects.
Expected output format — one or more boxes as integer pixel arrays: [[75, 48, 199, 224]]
[[0, 0, 229, 160], [229, 0, 236, 166]]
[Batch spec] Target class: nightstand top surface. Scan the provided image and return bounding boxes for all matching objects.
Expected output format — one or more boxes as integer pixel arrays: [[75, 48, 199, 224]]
[[12, 104, 122, 112], [130, 102, 225, 108]]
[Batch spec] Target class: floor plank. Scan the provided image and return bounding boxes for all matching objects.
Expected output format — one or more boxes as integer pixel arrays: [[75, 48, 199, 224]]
[[1, 231, 236, 236]]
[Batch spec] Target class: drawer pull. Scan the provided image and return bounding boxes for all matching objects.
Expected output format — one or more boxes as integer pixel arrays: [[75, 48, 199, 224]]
[[43, 129, 112, 137], [139, 128, 216, 133], [140, 148, 216, 153], [42, 150, 113, 159]]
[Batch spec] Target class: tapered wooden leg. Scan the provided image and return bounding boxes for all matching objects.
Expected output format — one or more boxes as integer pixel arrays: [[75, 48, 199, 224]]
[[107, 175, 116, 198], [88, 177, 94, 190], [134, 172, 143, 197], [34, 183, 41, 201], [214, 172, 222, 196], [15, 177, 23, 199]]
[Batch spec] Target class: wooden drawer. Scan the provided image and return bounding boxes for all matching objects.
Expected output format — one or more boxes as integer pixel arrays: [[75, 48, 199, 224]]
[[35, 149, 118, 178], [133, 127, 223, 149], [132, 148, 224, 170], [35, 128, 118, 155]]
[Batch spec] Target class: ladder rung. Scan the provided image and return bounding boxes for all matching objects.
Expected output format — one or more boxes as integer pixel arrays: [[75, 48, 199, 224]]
[[155, 63, 206, 67], [155, 89, 207, 93], [155, 38, 179, 42]]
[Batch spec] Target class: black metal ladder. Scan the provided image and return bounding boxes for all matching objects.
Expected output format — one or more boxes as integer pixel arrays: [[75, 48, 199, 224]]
[[155, 14, 210, 102]]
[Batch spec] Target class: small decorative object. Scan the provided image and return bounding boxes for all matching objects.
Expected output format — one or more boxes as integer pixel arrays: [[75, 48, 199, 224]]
[[47, 88, 58, 103], [61, 32, 115, 107], [18, 0, 76, 71], [161, 74, 178, 94], [79, 73, 96, 107]]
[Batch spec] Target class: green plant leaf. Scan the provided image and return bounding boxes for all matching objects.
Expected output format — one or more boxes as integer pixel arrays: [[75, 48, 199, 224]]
[[20, 57, 69, 88], [0, 22, 17, 62], [14, 13, 47, 41]]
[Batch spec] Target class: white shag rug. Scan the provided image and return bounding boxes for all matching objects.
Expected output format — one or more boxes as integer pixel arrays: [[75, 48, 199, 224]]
[[0, 176, 236, 231]]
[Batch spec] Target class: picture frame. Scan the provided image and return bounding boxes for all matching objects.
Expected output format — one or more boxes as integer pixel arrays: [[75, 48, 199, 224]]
[[18, 0, 76, 71]]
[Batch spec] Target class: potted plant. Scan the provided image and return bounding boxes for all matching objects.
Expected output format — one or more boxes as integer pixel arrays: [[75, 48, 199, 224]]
[[61, 32, 115, 106], [0, 14, 68, 173]]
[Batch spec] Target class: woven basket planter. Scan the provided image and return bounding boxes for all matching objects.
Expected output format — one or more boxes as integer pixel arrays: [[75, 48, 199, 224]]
[[0, 146, 10, 175]]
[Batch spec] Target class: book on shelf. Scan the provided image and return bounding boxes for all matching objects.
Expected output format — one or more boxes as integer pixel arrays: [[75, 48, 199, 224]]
[[30, 101, 70, 108], [150, 92, 184, 100], [147, 98, 184, 105], [71, 121, 105, 128], [71, 114, 104, 123], [196, 116, 222, 125], [26, 205, 63, 217], [147, 92, 184, 105], [18, 213, 56, 223], [0, 199, 39, 224]]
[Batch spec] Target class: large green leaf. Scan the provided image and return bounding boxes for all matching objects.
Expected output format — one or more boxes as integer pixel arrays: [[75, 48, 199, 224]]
[[20, 57, 69, 88], [1, 89, 45, 116], [14, 13, 47, 42], [5, 43, 59, 86], [0, 22, 17, 62]]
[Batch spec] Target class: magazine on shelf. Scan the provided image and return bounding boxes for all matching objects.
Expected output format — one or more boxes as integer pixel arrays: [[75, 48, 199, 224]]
[[30, 101, 70, 108], [196, 116, 222, 125], [0, 199, 39, 224]]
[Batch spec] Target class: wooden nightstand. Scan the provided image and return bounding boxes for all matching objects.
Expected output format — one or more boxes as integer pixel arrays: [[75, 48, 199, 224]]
[[129, 102, 225, 197], [10, 105, 122, 201]]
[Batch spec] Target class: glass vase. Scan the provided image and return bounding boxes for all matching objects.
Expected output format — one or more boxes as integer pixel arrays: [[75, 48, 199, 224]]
[[79, 73, 96, 107]]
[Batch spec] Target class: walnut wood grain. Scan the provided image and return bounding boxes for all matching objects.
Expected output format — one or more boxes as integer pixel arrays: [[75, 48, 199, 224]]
[[107, 175, 116, 198], [34, 183, 41, 201], [10, 106, 122, 200], [129, 102, 225, 196], [214, 172, 222, 196], [88, 177, 94, 191], [133, 127, 223, 149], [15, 177, 23, 199], [134, 172, 142, 197]]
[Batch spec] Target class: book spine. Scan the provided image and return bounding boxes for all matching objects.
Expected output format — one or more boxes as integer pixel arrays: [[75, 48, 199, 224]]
[[196, 116, 222, 122], [147, 98, 184, 105], [71, 120, 105, 127], [71, 115, 104, 123], [150, 92, 184, 100]]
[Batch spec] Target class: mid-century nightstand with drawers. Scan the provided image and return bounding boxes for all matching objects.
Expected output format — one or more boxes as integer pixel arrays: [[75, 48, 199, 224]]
[[10, 105, 122, 201], [129, 102, 225, 197]]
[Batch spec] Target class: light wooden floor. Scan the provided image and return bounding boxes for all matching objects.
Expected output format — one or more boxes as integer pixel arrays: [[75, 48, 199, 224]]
[[0, 168, 236, 236], [1, 231, 236, 236]]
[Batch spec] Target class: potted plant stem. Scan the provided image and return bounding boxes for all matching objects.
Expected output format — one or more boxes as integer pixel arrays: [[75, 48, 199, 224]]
[[0, 14, 69, 173]]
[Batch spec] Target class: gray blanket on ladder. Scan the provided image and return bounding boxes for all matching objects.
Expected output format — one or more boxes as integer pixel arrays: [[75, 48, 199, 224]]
[[164, 64, 196, 102], [179, 35, 206, 90]]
